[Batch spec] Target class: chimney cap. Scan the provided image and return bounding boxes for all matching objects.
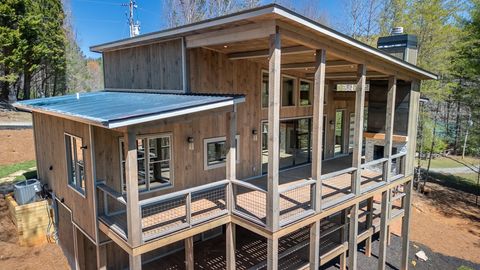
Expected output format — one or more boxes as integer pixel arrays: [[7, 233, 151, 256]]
[[391, 27, 404, 35]]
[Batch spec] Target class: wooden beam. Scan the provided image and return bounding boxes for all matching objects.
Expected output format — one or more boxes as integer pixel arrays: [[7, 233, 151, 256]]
[[312, 48, 326, 211], [378, 190, 390, 270], [226, 106, 237, 182], [384, 76, 397, 183], [309, 221, 320, 269], [226, 223, 236, 270], [267, 237, 279, 270], [365, 198, 374, 257], [266, 31, 281, 232], [124, 128, 142, 247], [228, 45, 312, 60], [96, 244, 107, 270], [400, 180, 413, 270], [306, 71, 387, 79], [405, 80, 421, 176], [186, 21, 275, 48], [352, 64, 366, 195], [282, 60, 353, 70], [348, 203, 359, 270], [129, 255, 141, 270], [339, 209, 348, 270], [185, 237, 194, 270]]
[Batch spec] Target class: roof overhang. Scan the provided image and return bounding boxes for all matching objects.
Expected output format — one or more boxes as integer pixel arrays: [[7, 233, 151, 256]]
[[14, 91, 245, 129], [90, 4, 437, 81]]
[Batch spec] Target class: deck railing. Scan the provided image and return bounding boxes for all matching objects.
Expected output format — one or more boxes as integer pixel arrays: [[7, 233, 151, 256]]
[[278, 179, 316, 227], [231, 179, 267, 226]]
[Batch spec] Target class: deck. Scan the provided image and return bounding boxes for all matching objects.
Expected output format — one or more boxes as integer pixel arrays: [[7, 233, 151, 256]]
[[98, 155, 406, 243]]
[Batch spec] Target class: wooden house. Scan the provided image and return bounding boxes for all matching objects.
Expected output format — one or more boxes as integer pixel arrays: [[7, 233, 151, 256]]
[[14, 4, 436, 270]]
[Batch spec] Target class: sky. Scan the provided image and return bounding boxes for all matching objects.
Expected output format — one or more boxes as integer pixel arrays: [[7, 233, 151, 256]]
[[69, 0, 347, 58]]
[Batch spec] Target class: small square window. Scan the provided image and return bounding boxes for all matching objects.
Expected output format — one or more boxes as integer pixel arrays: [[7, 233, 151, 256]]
[[282, 76, 296, 107], [299, 80, 312, 106], [204, 136, 240, 170], [65, 134, 86, 195]]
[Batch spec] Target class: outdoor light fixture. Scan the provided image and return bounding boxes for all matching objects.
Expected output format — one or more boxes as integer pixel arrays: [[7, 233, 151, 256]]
[[187, 136, 194, 150], [252, 129, 258, 141]]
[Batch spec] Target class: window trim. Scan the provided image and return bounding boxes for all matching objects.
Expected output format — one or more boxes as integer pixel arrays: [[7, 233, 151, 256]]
[[261, 69, 269, 109], [203, 135, 240, 170], [298, 79, 313, 107], [64, 132, 87, 197], [281, 74, 297, 108], [119, 133, 174, 194]]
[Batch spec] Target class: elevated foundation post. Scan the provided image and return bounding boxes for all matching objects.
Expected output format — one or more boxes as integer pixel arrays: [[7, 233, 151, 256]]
[[226, 104, 237, 270]]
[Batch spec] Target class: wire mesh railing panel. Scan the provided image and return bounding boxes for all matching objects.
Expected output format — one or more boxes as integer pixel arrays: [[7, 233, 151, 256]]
[[141, 195, 187, 238], [191, 185, 227, 223], [279, 183, 313, 225], [233, 183, 267, 225], [321, 173, 353, 208]]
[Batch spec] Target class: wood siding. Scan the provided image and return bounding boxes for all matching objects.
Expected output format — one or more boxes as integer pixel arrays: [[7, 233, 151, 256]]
[[33, 112, 97, 241], [103, 39, 183, 90]]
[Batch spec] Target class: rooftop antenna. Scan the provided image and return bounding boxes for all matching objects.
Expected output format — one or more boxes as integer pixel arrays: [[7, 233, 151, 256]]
[[122, 0, 140, 37]]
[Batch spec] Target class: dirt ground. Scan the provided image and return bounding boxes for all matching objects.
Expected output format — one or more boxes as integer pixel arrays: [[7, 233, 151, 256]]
[[390, 181, 480, 265], [0, 195, 69, 270], [0, 129, 35, 165], [0, 110, 32, 124]]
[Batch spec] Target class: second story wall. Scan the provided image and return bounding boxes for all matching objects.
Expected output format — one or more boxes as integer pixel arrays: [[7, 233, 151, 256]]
[[103, 39, 183, 91]]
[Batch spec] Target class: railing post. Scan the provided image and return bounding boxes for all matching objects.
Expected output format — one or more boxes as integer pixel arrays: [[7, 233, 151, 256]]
[[365, 197, 374, 257], [400, 180, 413, 270], [186, 193, 192, 226]]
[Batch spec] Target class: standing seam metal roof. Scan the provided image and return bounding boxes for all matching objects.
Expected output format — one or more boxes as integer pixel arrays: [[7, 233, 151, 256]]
[[13, 91, 245, 128]]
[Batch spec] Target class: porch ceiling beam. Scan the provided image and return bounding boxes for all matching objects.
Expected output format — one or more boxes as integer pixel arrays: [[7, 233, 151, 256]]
[[228, 45, 312, 60], [282, 60, 353, 70], [305, 71, 386, 79], [186, 21, 276, 48], [277, 21, 414, 81]]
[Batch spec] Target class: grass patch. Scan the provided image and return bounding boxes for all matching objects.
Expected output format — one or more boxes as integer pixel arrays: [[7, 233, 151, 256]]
[[426, 170, 480, 196], [0, 160, 36, 179], [417, 156, 480, 169], [457, 266, 474, 270]]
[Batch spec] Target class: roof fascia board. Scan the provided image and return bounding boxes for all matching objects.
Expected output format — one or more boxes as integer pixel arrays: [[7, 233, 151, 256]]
[[90, 6, 275, 52], [271, 6, 437, 80]]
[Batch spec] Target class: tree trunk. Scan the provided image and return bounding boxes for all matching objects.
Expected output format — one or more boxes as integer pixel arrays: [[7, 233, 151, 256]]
[[454, 100, 461, 154], [23, 68, 31, 100], [424, 102, 441, 191]]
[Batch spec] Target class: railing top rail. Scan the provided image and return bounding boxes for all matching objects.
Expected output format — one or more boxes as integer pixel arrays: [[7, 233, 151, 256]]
[[139, 179, 229, 207], [278, 179, 316, 194], [231, 179, 267, 193], [391, 151, 407, 159], [361, 157, 388, 169], [320, 167, 357, 181], [97, 182, 126, 205]]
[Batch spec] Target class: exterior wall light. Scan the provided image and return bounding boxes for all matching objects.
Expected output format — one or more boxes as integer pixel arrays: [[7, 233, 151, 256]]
[[187, 136, 194, 150], [252, 129, 258, 141]]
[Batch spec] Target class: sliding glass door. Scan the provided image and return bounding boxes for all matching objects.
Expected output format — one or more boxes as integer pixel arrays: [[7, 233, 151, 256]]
[[261, 118, 312, 173]]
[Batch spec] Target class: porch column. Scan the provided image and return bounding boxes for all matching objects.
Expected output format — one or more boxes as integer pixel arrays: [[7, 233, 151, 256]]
[[96, 244, 107, 270], [267, 29, 281, 270], [378, 76, 397, 270], [400, 180, 413, 270], [185, 237, 194, 270], [365, 197, 374, 257], [226, 105, 237, 270], [124, 128, 142, 270], [348, 64, 366, 270], [405, 80, 421, 175], [309, 48, 326, 269], [339, 209, 348, 270]]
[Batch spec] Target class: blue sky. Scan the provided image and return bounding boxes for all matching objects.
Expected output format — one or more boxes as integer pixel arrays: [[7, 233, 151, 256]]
[[69, 0, 346, 58]]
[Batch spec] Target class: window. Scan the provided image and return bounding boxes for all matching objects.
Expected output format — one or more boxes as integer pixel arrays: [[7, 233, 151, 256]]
[[261, 71, 269, 108], [299, 80, 312, 106], [204, 136, 240, 170], [120, 134, 172, 192], [65, 134, 86, 195], [282, 76, 296, 107]]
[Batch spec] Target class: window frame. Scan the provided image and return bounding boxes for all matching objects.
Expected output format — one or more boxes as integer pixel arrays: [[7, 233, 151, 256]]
[[261, 70, 269, 109], [119, 133, 174, 194], [281, 74, 297, 108], [203, 135, 240, 170], [64, 132, 86, 197], [298, 79, 313, 107]]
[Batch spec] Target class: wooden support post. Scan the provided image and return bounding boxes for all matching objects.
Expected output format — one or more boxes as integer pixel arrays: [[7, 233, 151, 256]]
[[365, 197, 374, 257], [267, 237, 279, 270], [347, 64, 366, 270], [312, 48, 326, 211], [401, 180, 413, 270], [73, 226, 80, 270], [226, 223, 236, 270], [266, 30, 281, 232], [129, 255, 142, 270], [226, 106, 237, 183], [309, 221, 320, 269], [124, 129, 141, 248], [96, 244, 107, 270], [377, 190, 389, 270], [185, 237, 194, 270], [384, 76, 397, 182], [405, 80, 421, 176], [339, 209, 348, 270]]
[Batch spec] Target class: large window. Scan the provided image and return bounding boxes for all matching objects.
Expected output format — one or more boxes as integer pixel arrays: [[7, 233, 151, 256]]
[[204, 136, 240, 170], [65, 133, 86, 195], [299, 80, 312, 106], [261, 71, 269, 108], [120, 134, 172, 192], [282, 76, 296, 107]]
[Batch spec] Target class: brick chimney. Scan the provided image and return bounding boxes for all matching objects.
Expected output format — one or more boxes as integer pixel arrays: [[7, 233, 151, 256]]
[[377, 27, 418, 65]]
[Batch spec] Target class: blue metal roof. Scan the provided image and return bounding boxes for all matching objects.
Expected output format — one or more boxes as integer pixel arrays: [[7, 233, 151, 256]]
[[14, 90, 244, 128]]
